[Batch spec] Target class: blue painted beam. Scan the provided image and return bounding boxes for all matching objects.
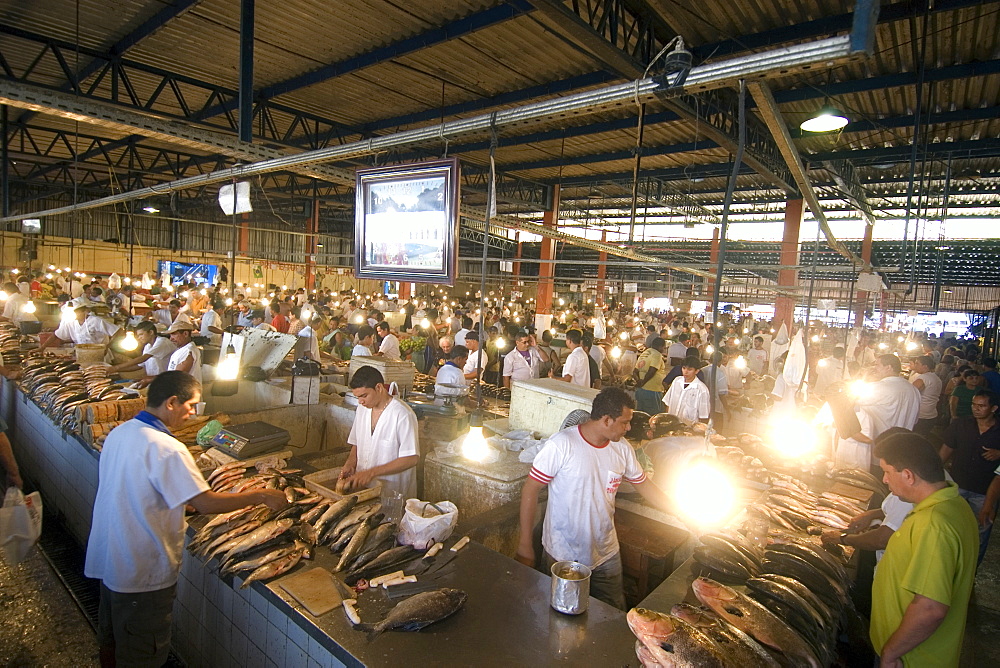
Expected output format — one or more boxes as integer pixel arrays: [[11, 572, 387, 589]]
[[693, 0, 994, 60], [16, 0, 203, 125], [196, 0, 536, 121]]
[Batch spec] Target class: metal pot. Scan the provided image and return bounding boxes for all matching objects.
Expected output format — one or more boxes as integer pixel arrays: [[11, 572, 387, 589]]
[[549, 560, 591, 615]]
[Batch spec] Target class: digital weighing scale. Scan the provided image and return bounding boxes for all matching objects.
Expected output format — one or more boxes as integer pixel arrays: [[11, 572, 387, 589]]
[[210, 421, 291, 459]]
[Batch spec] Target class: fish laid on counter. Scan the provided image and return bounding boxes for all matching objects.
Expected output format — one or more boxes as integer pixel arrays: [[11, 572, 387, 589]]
[[354, 588, 467, 640], [222, 540, 304, 577], [670, 604, 780, 667], [627, 607, 728, 667], [692, 577, 821, 668], [240, 543, 307, 589], [344, 545, 422, 585], [336, 513, 383, 572]]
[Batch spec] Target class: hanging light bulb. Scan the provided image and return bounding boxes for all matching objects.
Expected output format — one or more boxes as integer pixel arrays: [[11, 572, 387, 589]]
[[461, 413, 492, 462], [120, 330, 139, 351], [217, 344, 240, 381], [733, 356, 747, 370], [495, 337, 506, 349], [21, 301, 36, 314], [673, 459, 736, 528], [705, 344, 714, 354], [800, 105, 849, 133], [225, 298, 234, 306], [619, 331, 628, 341], [45, 273, 53, 279], [260, 297, 270, 306], [420, 317, 431, 329], [0, 292, 7, 302], [610, 346, 622, 359]]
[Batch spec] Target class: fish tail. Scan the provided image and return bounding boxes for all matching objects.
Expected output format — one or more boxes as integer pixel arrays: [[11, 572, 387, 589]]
[[356, 624, 382, 641]]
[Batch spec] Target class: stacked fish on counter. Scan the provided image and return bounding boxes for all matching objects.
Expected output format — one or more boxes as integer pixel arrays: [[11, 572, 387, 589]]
[[0, 321, 24, 365], [19, 356, 140, 438], [635, 468, 886, 666]]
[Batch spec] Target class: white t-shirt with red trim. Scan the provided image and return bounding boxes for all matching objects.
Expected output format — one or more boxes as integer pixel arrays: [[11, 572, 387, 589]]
[[529, 425, 646, 568]]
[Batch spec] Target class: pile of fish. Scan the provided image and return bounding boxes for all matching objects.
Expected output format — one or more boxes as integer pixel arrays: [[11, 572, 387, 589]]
[[19, 356, 129, 433], [751, 476, 869, 533], [829, 468, 888, 498], [191, 462, 424, 588], [0, 322, 23, 365]]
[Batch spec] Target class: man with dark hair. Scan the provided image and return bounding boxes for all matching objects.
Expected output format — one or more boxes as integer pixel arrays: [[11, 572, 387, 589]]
[[341, 366, 419, 498], [166, 321, 202, 384], [951, 368, 983, 420], [502, 331, 548, 389], [940, 389, 1000, 565], [982, 358, 1000, 394], [662, 356, 710, 425], [516, 387, 670, 609], [552, 329, 590, 388], [352, 325, 376, 358], [870, 430, 977, 667], [634, 337, 666, 415], [85, 371, 288, 667], [454, 316, 473, 348], [850, 354, 921, 452], [375, 321, 401, 361], [199, 299, 226, 346], [581, 332, 602, 389], [108, 321, 177, 388], [436, 346, 469, 387], [462, 331, 484, 381], [666, 332, 690, 366]]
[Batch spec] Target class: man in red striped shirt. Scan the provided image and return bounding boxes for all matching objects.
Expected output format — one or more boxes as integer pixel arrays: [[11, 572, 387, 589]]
[[515, 387, 671, 609]]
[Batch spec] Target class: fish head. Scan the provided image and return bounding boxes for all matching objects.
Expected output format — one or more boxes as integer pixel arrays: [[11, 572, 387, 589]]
[[692, 577, 745, 617], [439, 588, 469, 607], [669, 603, 715, 627], [626, 608, 678, 640]]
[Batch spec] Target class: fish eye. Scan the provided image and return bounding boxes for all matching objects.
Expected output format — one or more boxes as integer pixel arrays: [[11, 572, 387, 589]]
[[660, 642, 674, 653], [725, 606, 744, 617]]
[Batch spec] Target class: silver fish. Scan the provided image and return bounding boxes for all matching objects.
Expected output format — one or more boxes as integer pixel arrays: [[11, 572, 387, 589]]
[[354, 588, 467, 639], [220, 519, 295, 563], [240, 547, 304, 588]]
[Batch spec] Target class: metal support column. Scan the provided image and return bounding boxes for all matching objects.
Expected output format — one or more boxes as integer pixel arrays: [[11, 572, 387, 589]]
[[239, 0, 255, 144], [707, 227, 720, 294], [306, 193, 318, 291], [597, 230, 607, 307], [535, 186, 560, 315], [773, 199, 803, 330], [853, 223, 874, 327], [1, 105, 7, 218]]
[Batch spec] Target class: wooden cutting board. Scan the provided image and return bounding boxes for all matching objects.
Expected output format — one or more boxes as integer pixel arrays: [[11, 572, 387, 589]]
[[278, 567, 343, 617]]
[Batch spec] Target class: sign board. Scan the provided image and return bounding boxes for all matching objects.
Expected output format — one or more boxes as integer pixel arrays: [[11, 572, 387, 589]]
[[569, 284, 578, 292], [624, 282, 638, 293]]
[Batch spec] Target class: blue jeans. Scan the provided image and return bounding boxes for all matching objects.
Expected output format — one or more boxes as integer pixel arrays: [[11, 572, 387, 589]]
[[958, 488, 992, 566], [544, 551, 626, 610], [635, 387, 664, 416]]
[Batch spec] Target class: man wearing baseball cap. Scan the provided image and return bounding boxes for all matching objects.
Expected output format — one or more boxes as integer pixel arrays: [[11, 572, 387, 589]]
[[165, 321, 202, 384]]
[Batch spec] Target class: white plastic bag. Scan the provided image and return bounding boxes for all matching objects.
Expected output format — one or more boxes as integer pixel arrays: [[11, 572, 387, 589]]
[[0, 488, 42, 564], [397, 499, 458, 549]]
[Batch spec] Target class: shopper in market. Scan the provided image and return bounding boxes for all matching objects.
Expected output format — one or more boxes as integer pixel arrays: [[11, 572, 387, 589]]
[[149, 299, 193, 329], [462, 331, 485, 381], [198, 299, 225, 346], [950, 368, 983, 420], [340, 366, 419, 500], [352, 324, 376, 358], [939, 389, 1000, 566], [0, 281, 34, 325], [550, 329, 590, 388], [165, 321, 202, 384], [851, 354, 921, 447], [633, 337, 666, 415], [661, 356, 711, 425], [107, 321, 177, 388], [910, 355, 943, 436], [870, 430, 977, 668], [502, 330, 548, 389], [436, 346, 469, 387], [0, 417, 22, 489], [375, 321, 401, 361], [85, 371, 288, 668], [516, 387, 671, 609]]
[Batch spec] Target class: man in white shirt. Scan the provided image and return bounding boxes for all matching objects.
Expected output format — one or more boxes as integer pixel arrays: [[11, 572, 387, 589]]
[[666, 333, 691, 365], [551, 330, 590, 388], [250, 311, 277, 331], [910, 355, 943, 436], [435, 347, 468, 390], [454, 316, 473, 348], [516, 388, 670, 609], [199, 300, 225, 346], [375, 321, 401, 361], [108, 322, 177, 388], [165, 321, 203, 384], [812, 346, 847, 399], [503, 331, 548, 389], [352, 325, 376, 359], [747, 335, 769, 375], [0, 281, 34, 324], [85, 371, 287, 667], [463, 332, 485, 381], [340, 366, 419, 500], [590, 338, 607, 380], [37, 305, 121, 352], [150, 299, 193, 329], [662, 356, 711, 425], [850, 354, 921, 449]]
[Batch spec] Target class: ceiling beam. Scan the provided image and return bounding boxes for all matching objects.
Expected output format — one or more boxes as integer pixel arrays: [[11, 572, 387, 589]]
[[748, 80, 867, 267], [195, 0, 536, 122]]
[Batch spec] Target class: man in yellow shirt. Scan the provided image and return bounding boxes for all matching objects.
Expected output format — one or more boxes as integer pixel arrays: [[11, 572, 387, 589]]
[[870, 431, 978, 667], [633, 337, 666, 415]]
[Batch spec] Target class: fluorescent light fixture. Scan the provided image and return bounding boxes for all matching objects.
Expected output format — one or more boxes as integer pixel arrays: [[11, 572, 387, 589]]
[[142, 206, 160, 214], [800, 106, 849, 133]]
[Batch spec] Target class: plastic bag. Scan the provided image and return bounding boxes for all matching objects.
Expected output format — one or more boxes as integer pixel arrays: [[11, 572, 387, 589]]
[[0, 487, 42, 564], [397, 499, 458, 549]]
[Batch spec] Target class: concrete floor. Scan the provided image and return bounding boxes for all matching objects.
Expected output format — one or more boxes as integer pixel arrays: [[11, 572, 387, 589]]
[[0, 520, 996, 667], [0, 546, 99, 667]]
